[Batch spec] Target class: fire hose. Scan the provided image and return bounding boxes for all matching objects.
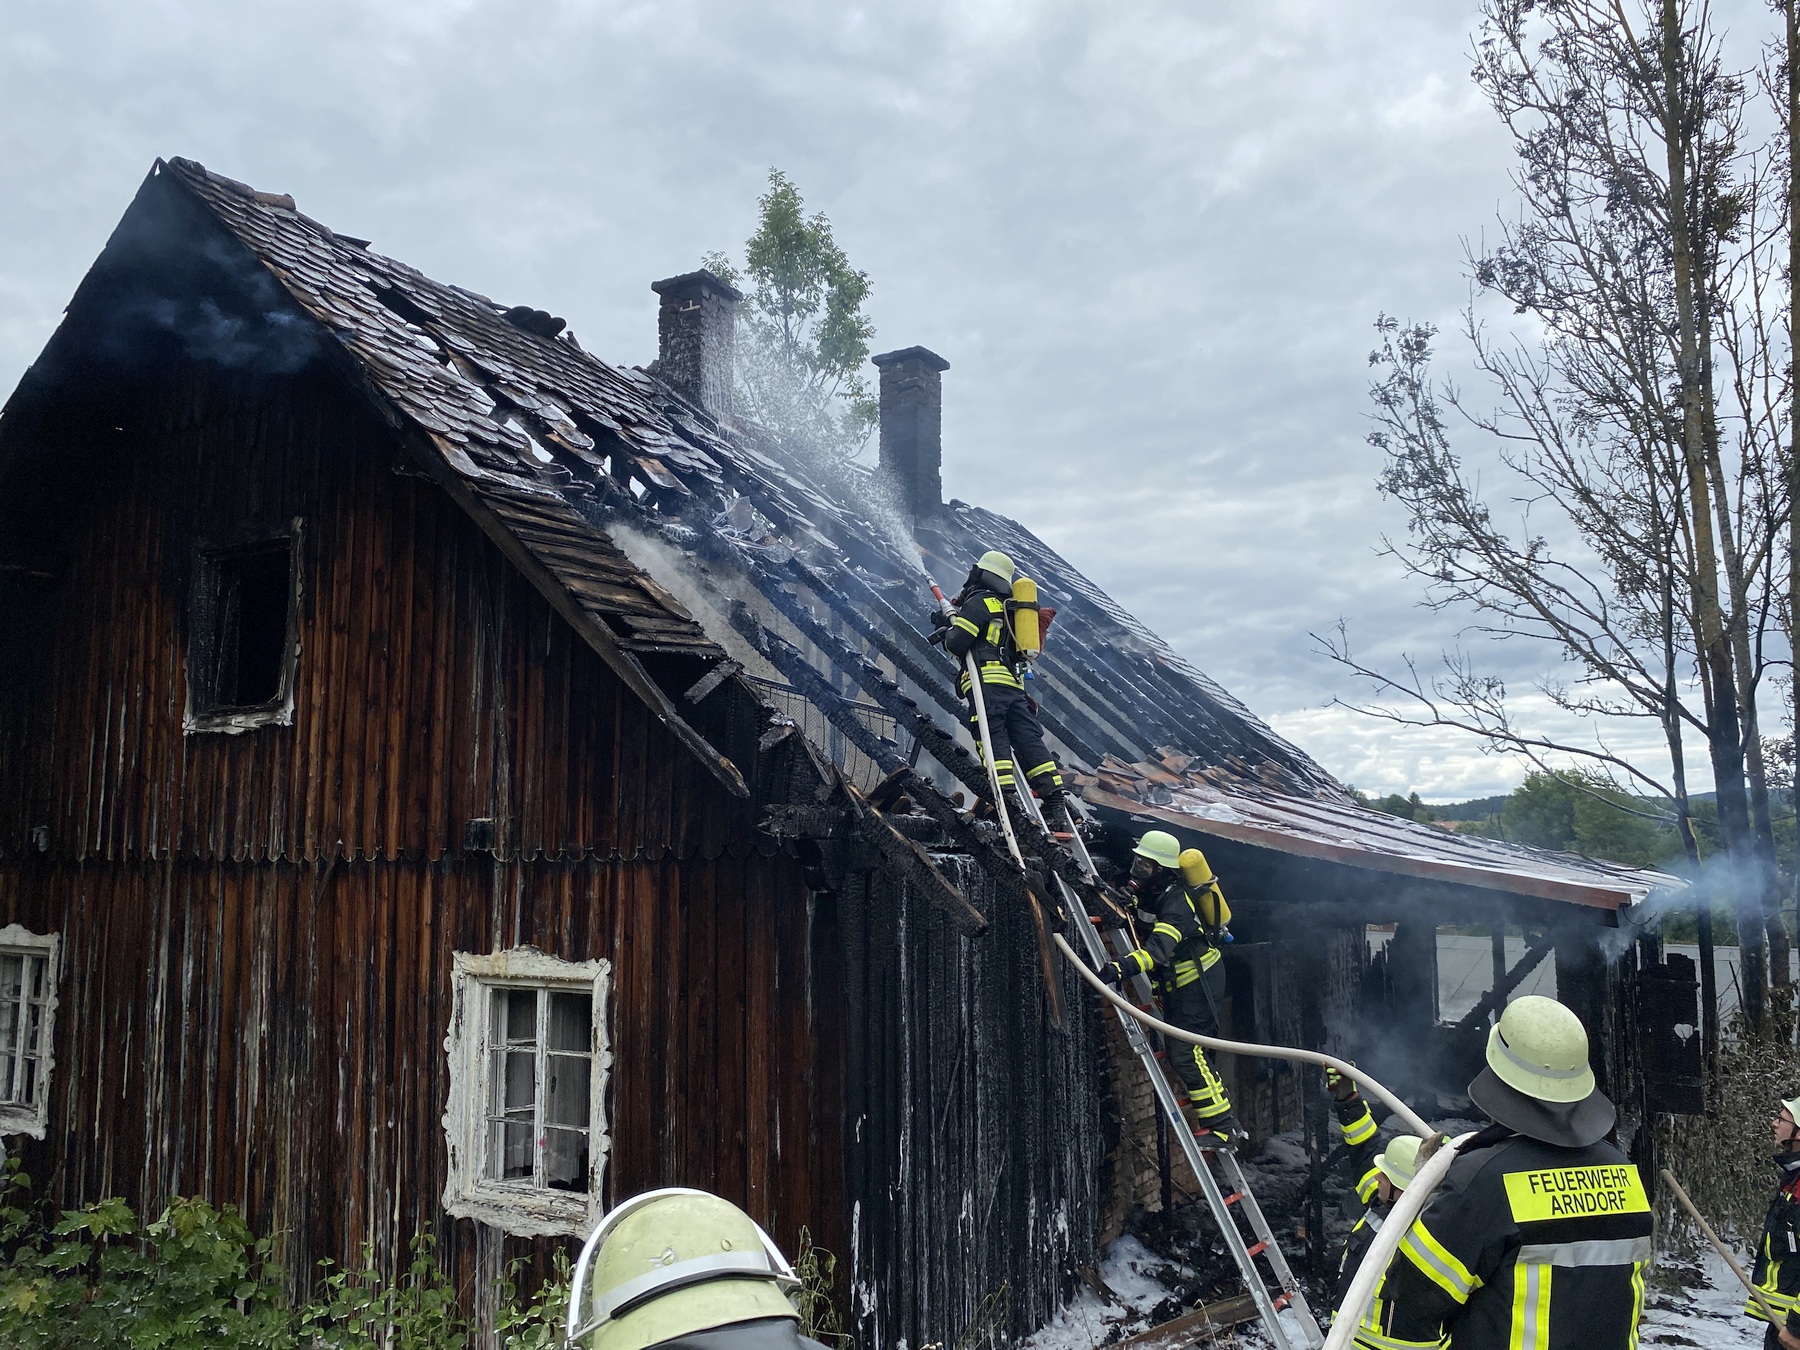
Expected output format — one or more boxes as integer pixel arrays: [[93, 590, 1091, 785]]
[[1055, 935, 1464, 1350]]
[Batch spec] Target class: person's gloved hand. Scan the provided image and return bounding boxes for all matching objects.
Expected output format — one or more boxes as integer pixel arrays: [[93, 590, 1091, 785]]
[[1097, 960, 1128, 987], [1134, 907, 1159, 929], [1325, 1065, 1359, 1102], [929, 610, 951, 629], [1417, 1132, 1452, 1165]]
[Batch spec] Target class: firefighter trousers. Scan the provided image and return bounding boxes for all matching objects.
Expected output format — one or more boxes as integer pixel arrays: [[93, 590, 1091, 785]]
[[968, 682, 1064, 793], [1162, 961, 1232, 1123]]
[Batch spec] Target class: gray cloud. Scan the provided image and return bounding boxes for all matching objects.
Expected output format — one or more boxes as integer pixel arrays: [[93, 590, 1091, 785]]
[[4, 0, 1770, 799]]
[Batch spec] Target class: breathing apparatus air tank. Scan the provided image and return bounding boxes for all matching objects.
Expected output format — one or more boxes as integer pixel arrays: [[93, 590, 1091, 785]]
[[1180, 847, 1232, 933], [1009, 575, 1042, 658]]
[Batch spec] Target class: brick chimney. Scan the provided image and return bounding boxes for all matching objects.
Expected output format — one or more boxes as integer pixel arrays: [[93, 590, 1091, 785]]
[[872, 345, 950, 519], [651, 269, 740, 418]]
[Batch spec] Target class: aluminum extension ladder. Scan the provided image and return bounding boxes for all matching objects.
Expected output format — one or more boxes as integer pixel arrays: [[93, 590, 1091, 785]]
[[1008, 781, 1324, 1350]]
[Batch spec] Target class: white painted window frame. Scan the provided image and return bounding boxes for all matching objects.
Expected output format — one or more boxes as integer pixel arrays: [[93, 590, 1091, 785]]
[[442, 947, 612, 1238], [0, 925, 60, 1139]]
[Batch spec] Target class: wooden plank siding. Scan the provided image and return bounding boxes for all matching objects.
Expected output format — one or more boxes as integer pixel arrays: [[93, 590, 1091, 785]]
[[838, 853, 1103, 1350], [0, 364, 847, 1295], [0, 366, 759, 868]]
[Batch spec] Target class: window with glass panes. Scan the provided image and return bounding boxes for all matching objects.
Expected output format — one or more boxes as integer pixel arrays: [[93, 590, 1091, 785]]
[[484, 985, 594, 1191], [0, 927, 58, 1136]]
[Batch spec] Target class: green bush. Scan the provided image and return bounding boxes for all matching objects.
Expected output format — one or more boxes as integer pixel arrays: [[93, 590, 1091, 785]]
[[0, 1157, 571, 1350]]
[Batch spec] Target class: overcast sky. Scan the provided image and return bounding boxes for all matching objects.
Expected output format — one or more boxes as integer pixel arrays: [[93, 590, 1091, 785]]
[[2, 0, 1785, 800]]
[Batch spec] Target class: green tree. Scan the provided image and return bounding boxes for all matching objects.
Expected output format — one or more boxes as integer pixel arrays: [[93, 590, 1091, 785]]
[[1501, 773, 1578, 852], [703, 170, 877, 460], [1349, 788, 1434, 822]]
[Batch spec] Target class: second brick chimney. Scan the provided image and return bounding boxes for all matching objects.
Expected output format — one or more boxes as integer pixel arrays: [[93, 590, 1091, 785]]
[[872, 345, 950, 520], [651, 269, 740, 419]]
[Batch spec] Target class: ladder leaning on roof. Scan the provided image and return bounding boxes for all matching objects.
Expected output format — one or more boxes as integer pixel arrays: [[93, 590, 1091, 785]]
[[958, 651, 1324, 1350]]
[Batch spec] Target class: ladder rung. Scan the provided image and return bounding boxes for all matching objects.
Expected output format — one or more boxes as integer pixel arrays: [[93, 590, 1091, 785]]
[[1221, 1191, 1244, 1206], [1272, 1293, 1290, 1310], [1245, 1241, 1268, 1258]]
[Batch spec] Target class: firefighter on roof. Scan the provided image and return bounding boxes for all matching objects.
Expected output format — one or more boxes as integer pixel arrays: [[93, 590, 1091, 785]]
[[1371, 995, 1651, 1350], [567, 1187, 827, 1350], [1324, 1062, 1423, 1349], [1747, 1094, 1800, 1349], [1096, 831, 1244, 1149], [933, 549, 1068, 809]]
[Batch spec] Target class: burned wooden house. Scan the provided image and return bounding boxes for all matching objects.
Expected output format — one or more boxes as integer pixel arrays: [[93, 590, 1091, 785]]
[[0, 158, 1686, 1346]]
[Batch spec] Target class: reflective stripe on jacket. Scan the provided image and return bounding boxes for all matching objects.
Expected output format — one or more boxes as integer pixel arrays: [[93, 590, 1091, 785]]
[[1749, 1159, 1800, 1331], [944, 590, 1024, 691], [1117, 875, 1224, 990], [1337, 1098, 1382, 1203], [1376, 1129, 1651, 1350]]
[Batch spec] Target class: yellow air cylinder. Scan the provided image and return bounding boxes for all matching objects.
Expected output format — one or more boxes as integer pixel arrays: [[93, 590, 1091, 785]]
[[1010, 575, 1042, 656], [1180, 848, 1231, 928]]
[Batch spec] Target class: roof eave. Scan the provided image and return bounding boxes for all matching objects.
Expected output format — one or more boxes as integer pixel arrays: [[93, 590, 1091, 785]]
[[1085, 787, 1668, 912]]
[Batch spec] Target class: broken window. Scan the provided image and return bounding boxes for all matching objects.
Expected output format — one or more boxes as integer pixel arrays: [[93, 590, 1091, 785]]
[[0, 926, 59, 1138], [443, 948, 611, 1237], [188, 533, 299, 729]]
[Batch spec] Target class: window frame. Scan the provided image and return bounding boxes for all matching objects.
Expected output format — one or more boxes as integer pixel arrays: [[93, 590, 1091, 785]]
[[0, 925, 60, 1140], [184, 523, 303, 735], [442, 947, 612, 1238]]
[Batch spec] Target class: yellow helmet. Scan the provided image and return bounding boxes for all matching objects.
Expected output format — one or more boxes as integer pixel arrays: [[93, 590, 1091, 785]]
[[568, 1189, 799, 1350], [1132, 830, 1182, 870], [1469, 994, 1615, 1147], [1484, 995, 1594, 1104], [975, 550, 1016, 588], [1374, 1134, 1422, 1191]]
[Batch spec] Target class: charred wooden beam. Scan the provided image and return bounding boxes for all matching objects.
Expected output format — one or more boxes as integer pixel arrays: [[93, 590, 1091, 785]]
[[735, 576, 1119, 935], [1452, 928, 1556, 1032], [840, 782, 987, 936], [796, 556, 1114, 771]]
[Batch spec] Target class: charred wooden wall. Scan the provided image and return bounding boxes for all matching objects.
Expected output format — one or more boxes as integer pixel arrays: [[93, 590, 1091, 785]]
[[838, 854, 1103, 1350], [0, 364, 847, 1293]]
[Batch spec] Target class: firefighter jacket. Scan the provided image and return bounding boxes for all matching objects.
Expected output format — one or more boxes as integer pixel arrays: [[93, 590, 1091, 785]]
[[1748, 1154, 1800, 1334], [944, 587, 1024, 693], [1331, 1095, 1398, 1350], [1373, 1126, 1651, 1350], [1114, 875, 1225, 992]]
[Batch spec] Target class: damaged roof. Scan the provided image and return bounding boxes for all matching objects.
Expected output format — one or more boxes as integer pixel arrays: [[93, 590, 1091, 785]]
[[133, 156, 1341, 799], [3, 157, 1680, 912], [1083, 752, 1681, 910]]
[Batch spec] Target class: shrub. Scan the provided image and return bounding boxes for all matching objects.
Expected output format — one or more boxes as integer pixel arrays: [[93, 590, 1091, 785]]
[[0, 1156, 574, 1350]]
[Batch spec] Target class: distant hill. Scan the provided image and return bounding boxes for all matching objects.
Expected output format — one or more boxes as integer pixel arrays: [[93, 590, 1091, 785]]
[[1425, 794, 1508, 822]]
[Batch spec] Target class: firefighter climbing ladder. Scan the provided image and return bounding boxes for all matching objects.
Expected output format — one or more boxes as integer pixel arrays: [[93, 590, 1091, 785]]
[[955, 646, 1324, 1350]]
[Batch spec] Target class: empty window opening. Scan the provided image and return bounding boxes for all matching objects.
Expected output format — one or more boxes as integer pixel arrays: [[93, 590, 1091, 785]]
[[191, 536, 297, 723]]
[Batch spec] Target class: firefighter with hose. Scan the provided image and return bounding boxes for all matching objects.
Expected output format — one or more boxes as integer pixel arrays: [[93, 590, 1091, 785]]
[[1095, 831, 1245, 1150], [565, 1187, 826, 1350], [1370, 995, 1651, 1349], [1324, 1061, 1424, 1349], [929, 549, 1069, 811], [1744, 1094, 1800, 1349]]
